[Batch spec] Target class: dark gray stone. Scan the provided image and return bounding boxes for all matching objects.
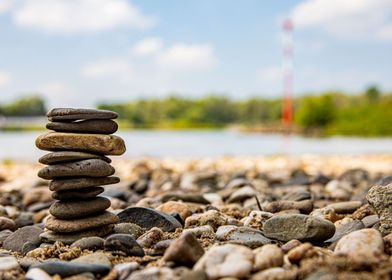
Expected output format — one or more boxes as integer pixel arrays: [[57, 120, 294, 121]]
[[70, 237, 105, 250], [39, 151, 111, 165], [47, 119, 118, 134], [104, 234, 144, 256], [117, 207, 182, 232], [32, 260, 110, 277], [47, 108, 118, 121], [38, 159, 115, 179], [52, 187, 104, 200], [50, 176, 120, 191]]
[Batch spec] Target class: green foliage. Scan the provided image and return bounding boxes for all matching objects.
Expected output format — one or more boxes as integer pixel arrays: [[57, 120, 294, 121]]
[[0, 95, 46, 116]]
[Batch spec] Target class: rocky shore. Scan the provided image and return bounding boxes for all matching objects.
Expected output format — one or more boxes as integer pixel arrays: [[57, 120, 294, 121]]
[[1, 155, 392, 279]]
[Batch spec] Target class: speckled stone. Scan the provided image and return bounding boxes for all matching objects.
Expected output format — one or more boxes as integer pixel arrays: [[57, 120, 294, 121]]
[[38, 159, 115, 179], [36, 132, 126, 155], [49, 197, 111, 219]]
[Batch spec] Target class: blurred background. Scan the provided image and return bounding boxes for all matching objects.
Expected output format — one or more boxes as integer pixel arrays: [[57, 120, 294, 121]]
[[0, 0, 392, 160]]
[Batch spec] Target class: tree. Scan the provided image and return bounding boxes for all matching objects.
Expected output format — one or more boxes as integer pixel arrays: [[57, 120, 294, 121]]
[[365, 85, 380, 102]]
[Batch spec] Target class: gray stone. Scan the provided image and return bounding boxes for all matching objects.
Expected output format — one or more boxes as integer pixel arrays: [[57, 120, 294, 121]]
[[3, 225, 43, 254], [47, 119, 118, 134], [113, 262, 140, 280], [325, 220, 364, 244], [25, 268, 52, 280], [18, 257, 41, 270], [117, 207, 182, 232], [263, 214, 335, 242], [52, 187, 104, 200], [71, 237, 105, 250], [104, 234, 144, 256], [227, 186, 257, 203], [362, 214, 379, 228], [49, 197, 110, 219], [216, 226, 272, 248], [36, 132, 126, 155], [0, 230, 12, 246], [38, 159, 115, 179], [50, 176, 120, 191], [163, 232, 204, 267], [40, 225, 114, 244], [39, 151, 111, 165], [0, 256, 19, 270], [282, 189, 311, 201], [262, 200, 313, 214], [32, 260, 110, 277], [46, 211, 118, 233], [327, 201, 362, 214], [47, 108, 117, 121]]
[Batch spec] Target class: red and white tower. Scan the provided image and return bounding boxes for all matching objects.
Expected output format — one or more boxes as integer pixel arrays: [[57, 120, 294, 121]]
[[281, 18, 294, 129]]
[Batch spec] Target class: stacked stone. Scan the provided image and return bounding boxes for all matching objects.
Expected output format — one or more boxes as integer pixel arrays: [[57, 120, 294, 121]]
[[35, 108, 126, 244]]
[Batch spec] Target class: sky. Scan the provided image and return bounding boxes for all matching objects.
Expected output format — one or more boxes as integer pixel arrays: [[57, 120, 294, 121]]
[[0, 0, 391, 107]]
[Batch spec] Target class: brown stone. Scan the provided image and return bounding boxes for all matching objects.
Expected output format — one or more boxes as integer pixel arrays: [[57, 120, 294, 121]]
[[39, 151, 111, 165], [49, 176, 120, 191], [47, 108, 118, 121], [36, 132, 126, 155], [49, 197, 111, 219], [46, 119, 118, 134]]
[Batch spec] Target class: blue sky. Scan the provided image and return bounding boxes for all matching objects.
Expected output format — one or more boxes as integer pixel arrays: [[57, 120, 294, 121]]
[[0, 0, 391, 107]]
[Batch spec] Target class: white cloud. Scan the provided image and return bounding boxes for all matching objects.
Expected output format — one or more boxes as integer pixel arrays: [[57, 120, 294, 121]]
[[157, 43, 217, 69], [131, 37, 163, 56], [0, 0, 13, 13], [291, 0, 392, 41], [81, 59, 132, 79], [13, 0, 156, 33], [0, 72, 11, 87]]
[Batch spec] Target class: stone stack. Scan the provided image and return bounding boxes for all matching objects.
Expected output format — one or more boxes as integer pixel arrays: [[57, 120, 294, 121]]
[[35, 108, 126, 244]]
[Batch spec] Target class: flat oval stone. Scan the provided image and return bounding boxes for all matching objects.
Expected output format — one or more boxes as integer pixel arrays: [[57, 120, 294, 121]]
[[70, 237, 105, 250], [47, 108, 118, 121], [36, 132, 126, 155], [50, 176, 120, 191], [52, 187, 104, 200], [117, 207, 182, 232], [104, 234, 144, 256], [32, 260, 110, 277], [216, 226, 272, 248], [49, 197, 110, 219], [0, 256, 20, 270], [39, 151, 111, 165], [3, 226, 43, 254], [38, 159, 115, 179], [325, 220, 365, 244], [46, 211, 118, 233], [46, 119, 118, 134], [263, 214, 335, 243], [40, 225, 114, 244]]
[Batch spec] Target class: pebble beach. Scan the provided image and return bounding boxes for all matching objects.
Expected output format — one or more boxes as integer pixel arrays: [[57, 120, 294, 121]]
[[1, 154, 392, 279]]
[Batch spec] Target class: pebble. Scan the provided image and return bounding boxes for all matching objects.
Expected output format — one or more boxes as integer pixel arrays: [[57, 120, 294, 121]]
[[52, 187, 104, 200], [226, 186, 257, 203], [163, 232, 205, 267], [185, 210, 227, 230], [137, 227, 163, 248], [263, 214, 335, 242], [250, 267, 297, 280], [282, 189, 311, 201], [183, 225, 215, 237], [253, 244, 284, 272], [242, 211, 273, 229], [70, 237, 105, 250], [366, 180, 392, 235], [194, 244, 254, 279], [39, 151, 111, 165], [161, 193, 210, 204], [287, 243, 317, 264], [23, 187, 53, 207], [156, 201, 192, 221], [47, 119, 118, 134], [0, 229, 12, 245], [25, 268, 52, 280], [19, 257, 41, 269], [104, 234, 145, 256], [216, 226, 272, 248], [49, 197, 111, 219], [113, 262, 140, 280], [262, 199, 313, 214], [49, 176, 120, 191], [325, 180, 352, 200], [32, 260, 110, 277], [38, 159, 115, 179], [3, 225, 43, 253], [362, 214, 379, 228], [327, 201, 362, 214], [325, 220, 364, 244], [117, 207, 182, 232], [46, 211, 118, 233], [47, 108, 118, 121], [40, 225, 114, 244], [36, 132, 126, 155], [334, 228, 384, 259], [114, 223, 145, 238], [0, 217, 16, 231], [71, 252, 111, 269], [0, 256, 19, 270], [127, 267, 174, 280]]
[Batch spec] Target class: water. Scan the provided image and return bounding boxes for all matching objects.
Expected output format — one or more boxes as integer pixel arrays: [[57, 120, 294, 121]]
[[1, 130, 392, 161]]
